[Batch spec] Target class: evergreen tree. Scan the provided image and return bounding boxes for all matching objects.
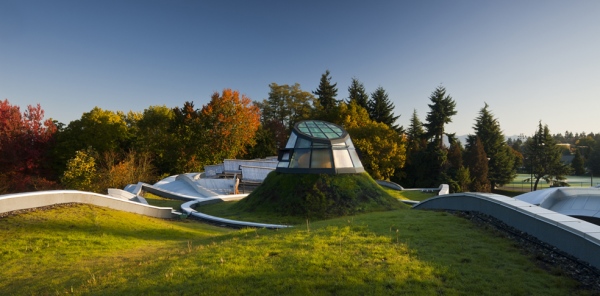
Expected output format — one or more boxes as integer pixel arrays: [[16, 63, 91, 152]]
[[587, 142, 600, 179], [571, 149, 586, 175], [472, 103, 516, 189], [406, 109, 426, 152], [313, 70, 338, 110], [422, 142, 448, 187], [464, 136, 491, 192], [443, 133, 465, 193], [446, 133, 463, 170], [368, 86, 402, 133], [347, 77, 369, 110], [400, 110, 427, 187], [455, 166, 472, 193], [523, 122, 573, 190], [420, 86, 457, 186], [424, 86, 457, 149]]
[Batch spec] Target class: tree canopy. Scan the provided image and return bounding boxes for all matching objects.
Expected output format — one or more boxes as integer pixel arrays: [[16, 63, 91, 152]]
[[523, 122, 572, 190], [6, 79, 599, 196], [368, 86, 402, 133], [256, 83, 315, 149], [472, 103, 516, 188], [200, 89, 261, 165], [0, 99, 58, 192], [464, 136, 490, 192], [347, 77, 369, 110], [424, 86, 457, 149], [313, 70, 338, 110]]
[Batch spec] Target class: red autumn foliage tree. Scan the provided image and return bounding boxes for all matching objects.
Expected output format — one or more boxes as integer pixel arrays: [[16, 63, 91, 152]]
[[0, 99, 58, 193], [200, 89, 261, 165]]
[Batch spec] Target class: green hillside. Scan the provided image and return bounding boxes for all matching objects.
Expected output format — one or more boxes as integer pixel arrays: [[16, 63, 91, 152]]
[[0, 203, 590, 295], [233, 172, 406, 219]]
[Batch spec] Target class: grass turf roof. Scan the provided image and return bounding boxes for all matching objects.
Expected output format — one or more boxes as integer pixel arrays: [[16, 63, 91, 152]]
[[232, 172, 406, 219], [0, 204, 589, 295]]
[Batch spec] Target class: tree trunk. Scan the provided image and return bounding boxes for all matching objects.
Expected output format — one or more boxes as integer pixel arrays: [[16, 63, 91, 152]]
[[534, 177, 541, 191]]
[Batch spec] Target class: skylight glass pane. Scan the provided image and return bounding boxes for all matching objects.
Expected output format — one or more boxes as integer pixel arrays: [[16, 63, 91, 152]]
[[333, 149, 353, 168], [290, 149, 311, 168], [348, 149, 363, 168], [311, 149, 332, 168], [295, 137, 311, 148], [285, 133, 298, 148]]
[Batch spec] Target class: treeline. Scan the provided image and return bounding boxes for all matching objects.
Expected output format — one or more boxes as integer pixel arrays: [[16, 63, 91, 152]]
[[0, 89, 260, 193], [2, 71, 600, 194]]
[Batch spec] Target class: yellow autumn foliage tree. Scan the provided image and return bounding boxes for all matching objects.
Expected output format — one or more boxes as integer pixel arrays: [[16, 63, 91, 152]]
[[323, 101, 407, 181], [349, 121, 406, 180]]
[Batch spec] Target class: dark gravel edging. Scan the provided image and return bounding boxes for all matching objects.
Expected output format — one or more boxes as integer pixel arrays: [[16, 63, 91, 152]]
[[454, 211, 600, 293]]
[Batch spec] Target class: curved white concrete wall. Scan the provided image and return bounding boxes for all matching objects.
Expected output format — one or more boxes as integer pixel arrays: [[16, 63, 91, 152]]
[[0, 190, 174, 219], [413, 193, 600, 269], [180, 194, 291, 229]]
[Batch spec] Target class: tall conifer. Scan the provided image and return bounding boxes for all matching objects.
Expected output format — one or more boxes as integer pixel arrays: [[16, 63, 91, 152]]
[[424, 86, 457, 149], [368, 86, 402, 133], [347, 77, 369, 110], [472, 103, 516, 189], [465, 136, 491, 192], [313, 70, 338, 110]]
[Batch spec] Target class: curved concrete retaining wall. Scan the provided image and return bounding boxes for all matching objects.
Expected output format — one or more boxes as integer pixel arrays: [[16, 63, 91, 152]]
[[136, 182, 199, 201], [413, 193, 600, 269], [375, 180, 404, 190], [0, 190, 174, 219], [181, 195, 291, 229]]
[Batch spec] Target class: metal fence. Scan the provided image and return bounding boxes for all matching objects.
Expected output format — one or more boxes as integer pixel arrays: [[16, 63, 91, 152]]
[[498, 181, 599, 192]]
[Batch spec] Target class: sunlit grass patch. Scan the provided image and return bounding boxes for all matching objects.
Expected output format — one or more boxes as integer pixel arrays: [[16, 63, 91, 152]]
[[0, 203, 588, 295], [196, 200, 306, 225], [383, 188, 436, 201], [142, 192, 186, 210]]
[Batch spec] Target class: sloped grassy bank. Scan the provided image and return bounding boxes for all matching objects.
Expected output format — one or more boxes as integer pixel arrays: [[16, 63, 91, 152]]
[[232, 172, 406, 219], [0, 204, 589, 295]]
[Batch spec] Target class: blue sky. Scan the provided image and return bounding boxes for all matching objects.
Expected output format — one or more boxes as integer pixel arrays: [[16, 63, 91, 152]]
[[1, 0, 599, 137]]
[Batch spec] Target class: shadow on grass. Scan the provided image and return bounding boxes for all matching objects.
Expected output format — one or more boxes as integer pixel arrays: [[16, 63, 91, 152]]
[[0, 203, 586, 295]]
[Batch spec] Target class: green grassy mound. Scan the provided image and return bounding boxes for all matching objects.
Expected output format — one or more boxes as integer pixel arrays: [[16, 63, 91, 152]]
[[0, 204, 588, 295], [232, 172, 406, 219]]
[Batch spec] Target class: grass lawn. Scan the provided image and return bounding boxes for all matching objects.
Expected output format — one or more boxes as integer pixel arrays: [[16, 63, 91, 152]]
[[499, 174, 598, 192], [383, 188, 437, 202], [0, 203, 591, 295], [143, 192, 187, 210]]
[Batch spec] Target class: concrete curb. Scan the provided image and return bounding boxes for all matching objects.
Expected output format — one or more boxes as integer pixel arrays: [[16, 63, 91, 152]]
[[0, 190, 174, 219], [181, 195, 291, 229]]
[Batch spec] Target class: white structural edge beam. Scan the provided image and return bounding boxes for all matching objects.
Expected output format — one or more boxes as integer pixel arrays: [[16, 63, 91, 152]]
[[413, 193, 600, 270]]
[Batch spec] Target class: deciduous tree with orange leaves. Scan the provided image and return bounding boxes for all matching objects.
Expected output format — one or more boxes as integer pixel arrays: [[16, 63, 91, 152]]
[[200, 89, 261, 165]]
